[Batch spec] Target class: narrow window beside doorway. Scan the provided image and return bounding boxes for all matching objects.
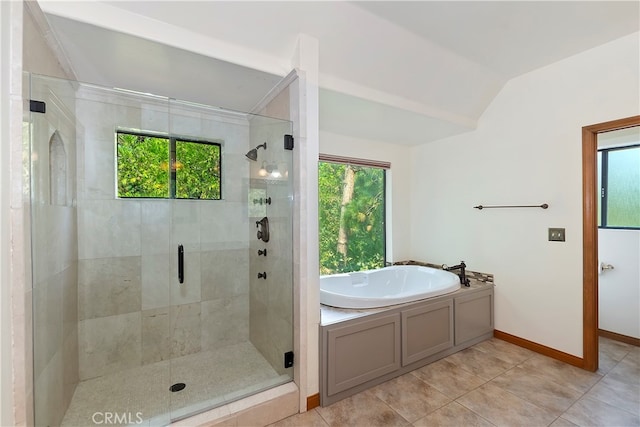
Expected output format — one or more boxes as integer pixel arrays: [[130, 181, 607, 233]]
[[597, 144, 640, 229]]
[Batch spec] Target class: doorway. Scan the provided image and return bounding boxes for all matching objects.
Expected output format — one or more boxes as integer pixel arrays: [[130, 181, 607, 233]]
[[581, 115, 640, 372]]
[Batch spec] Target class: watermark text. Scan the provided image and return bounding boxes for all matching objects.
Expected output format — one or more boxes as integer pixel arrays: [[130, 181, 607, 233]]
[[92, 412, 144, 425]]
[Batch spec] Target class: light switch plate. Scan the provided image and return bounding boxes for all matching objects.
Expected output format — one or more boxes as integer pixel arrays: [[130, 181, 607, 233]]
[[548, 228, 566, 242]]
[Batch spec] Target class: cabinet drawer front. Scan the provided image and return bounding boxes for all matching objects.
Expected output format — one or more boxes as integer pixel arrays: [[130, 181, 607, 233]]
[[327, 313, 401, 396], [402, 300, 454, 366]]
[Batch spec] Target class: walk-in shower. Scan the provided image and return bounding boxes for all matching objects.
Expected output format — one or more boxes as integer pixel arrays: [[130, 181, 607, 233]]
[[27, 74, 294, 426]]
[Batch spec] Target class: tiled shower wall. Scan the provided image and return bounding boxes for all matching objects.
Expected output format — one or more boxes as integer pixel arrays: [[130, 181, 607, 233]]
[[75, 87, 252, 381]]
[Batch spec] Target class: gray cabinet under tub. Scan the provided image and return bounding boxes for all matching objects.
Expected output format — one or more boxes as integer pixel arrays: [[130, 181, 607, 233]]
[[320, 285, 494, 406]]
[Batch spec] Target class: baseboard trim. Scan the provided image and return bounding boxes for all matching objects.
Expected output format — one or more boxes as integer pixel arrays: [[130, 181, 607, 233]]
[[599, 329, 640, 347], [306, 393, 320, 410], [494, 330, 584, 369]]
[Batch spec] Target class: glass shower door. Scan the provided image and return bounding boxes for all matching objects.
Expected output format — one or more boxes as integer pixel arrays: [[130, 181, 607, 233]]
[[166, 101, 295, 420], [247, 115, 295, 396], [74, 83, 174, 427]]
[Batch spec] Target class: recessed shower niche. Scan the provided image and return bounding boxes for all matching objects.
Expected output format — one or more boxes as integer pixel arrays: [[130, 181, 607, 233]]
[[48, 130, 68, 206], [28, 74, 295, 426]]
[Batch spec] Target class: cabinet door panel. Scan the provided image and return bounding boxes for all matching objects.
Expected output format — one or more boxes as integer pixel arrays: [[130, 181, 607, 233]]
[[327, 313, 401, 396], [402, 300, 453, 366], [454, 289, 494, 345]]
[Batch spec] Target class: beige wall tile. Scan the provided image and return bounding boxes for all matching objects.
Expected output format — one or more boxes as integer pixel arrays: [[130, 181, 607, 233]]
[[78, 256, 141, 320], [142, 254, 171, 311], [201, 249, 249, 301], [142, 307, 171, 364], [140, 201, 171, 255], [78, 199, 141, 259], [172, 201, 201, 252], [62, 263, 78, 336], [171, 303, 201, 358], [78, 312, 141, 380], [32, 275, 62, 381], [200, 202, 248, 249], [201, 296, 249, 351]]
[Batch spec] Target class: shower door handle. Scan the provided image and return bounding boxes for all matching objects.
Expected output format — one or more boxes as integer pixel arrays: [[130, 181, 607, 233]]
[[178, 244, 184, 284]]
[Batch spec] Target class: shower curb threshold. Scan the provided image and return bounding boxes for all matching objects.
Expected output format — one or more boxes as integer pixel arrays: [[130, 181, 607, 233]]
[[170, 382, 299, 427]]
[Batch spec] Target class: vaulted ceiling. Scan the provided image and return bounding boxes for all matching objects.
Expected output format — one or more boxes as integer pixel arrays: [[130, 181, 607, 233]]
[[39, 1, 639, 145]]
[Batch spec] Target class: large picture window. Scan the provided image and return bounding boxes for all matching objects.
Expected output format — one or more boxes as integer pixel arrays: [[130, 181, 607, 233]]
[[597, 144, 639, 229], [318, 155, 387, 274], [117, 131, 221, 199]]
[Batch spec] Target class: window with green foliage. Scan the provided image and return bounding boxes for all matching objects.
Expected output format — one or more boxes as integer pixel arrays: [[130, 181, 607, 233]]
[[318, 160, 386, 274], [598, 144, 639, 229], [117, 131, 221, 199]]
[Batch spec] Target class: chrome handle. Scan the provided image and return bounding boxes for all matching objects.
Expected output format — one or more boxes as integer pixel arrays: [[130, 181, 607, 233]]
[[600, 262, 615, 271]]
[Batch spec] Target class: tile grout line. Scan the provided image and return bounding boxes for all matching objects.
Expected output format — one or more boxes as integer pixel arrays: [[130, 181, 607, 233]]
[[577, 352, 640, 419], [474, 351, 595, 425], [310, 408, 331, 427], [555, 348, 639, 424], [450, 397, 497, 427]]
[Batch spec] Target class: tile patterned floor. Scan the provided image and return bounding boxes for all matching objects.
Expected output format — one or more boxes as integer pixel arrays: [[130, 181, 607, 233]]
[[272, 337, 640, 427]]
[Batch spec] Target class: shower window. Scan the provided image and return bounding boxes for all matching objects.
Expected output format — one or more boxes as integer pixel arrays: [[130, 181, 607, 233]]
[[597, 144, 640, 229], [318, 155, 387, 274], [117, 131, 221, 199]]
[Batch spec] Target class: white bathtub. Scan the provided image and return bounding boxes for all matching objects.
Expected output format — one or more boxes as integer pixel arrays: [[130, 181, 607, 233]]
[[320, 265, 461, 309]]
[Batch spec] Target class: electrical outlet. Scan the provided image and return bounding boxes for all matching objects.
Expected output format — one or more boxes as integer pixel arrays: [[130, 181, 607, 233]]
[[548, 228, 566, 242]]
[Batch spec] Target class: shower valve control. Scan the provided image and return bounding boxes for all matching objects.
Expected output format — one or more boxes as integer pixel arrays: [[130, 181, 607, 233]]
[[256, 217, 270, 242], [258, 249, 267, 257], [258, 272, 267, 279]]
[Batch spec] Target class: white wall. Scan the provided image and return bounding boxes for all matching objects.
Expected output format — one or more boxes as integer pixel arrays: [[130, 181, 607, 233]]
[[409, 32, 639, 357], [319, 131, 413, 263]]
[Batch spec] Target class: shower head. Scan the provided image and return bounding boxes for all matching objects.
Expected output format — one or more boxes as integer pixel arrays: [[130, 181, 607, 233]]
[[245, 142, 267, 161]]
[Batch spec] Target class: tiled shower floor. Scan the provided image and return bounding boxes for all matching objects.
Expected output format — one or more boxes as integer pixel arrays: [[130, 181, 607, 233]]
[[61, 341, 290, 426]]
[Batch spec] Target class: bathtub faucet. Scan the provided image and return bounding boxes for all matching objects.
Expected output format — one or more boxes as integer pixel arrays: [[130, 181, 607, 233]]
[[442, 261, 471, 287]]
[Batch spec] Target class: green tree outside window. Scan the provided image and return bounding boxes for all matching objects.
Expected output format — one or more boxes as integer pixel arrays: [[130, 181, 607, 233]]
[[319, 161, 385, 274], [117, 131, 221, 200]]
